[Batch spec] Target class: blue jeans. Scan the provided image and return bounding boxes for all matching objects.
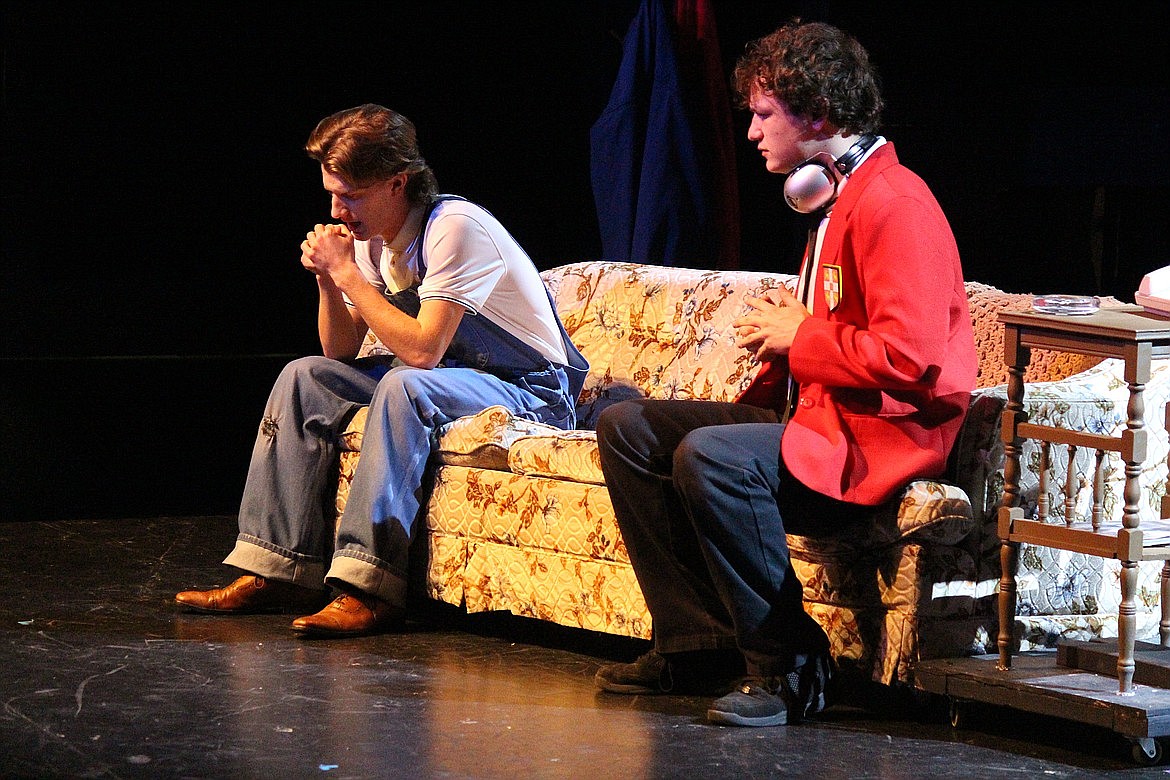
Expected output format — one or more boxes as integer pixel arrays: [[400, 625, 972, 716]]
[[226, 320, 582, 606]]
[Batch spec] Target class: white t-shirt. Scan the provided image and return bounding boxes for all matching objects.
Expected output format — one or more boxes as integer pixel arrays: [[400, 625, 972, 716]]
[[348, 197, 568, 365]]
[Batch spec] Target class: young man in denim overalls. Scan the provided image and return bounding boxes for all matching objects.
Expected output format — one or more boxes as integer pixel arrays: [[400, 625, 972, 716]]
[[177, 104, 587, 636]]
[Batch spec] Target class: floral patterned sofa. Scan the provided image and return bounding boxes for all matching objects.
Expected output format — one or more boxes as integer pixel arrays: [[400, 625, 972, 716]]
[[334, 261, 1168, 686]]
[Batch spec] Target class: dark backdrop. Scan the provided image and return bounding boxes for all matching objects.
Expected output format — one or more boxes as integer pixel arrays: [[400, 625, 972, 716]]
[[3, 1, 1167, 521]]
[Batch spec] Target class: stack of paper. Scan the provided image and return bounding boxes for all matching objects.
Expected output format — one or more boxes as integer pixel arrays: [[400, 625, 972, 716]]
[[1136, 266, 1170, 316]]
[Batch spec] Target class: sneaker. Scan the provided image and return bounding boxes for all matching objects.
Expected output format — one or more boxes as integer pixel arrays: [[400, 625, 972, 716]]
[[706, 677, 787, 727], [707, 654, 835, 727], [594, 651, 673, 694], [594, 650, 745, 695]]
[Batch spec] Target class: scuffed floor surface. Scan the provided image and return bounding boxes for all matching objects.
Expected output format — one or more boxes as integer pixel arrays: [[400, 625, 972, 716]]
[[0, 517, 1161, 778]]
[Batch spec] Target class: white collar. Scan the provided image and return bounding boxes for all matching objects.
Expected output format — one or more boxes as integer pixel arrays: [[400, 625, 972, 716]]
[[381, 203, 427, 255]]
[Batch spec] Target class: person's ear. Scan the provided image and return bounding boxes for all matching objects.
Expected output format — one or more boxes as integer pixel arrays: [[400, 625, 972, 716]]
[[808, 97, 833, 136]]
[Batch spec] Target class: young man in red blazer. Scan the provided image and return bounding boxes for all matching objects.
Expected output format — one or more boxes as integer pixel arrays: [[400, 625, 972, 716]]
[[593, 20, 978, 727]]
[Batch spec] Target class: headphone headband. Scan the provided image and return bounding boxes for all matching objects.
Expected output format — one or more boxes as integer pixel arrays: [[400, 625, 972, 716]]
[[833, 133, 879, 175]]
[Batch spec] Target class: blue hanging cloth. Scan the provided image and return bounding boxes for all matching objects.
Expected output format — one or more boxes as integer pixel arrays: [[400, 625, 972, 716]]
[[589, 0, 718, 267]]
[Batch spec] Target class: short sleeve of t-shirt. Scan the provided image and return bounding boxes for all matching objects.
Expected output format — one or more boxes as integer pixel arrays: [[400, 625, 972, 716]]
[[417, 210, 505, 314]]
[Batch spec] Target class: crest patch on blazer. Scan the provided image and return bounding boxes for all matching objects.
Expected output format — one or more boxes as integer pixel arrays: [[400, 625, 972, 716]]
[[823, 264, 843, 311]]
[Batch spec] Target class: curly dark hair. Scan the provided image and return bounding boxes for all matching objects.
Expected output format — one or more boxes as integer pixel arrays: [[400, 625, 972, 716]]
[[733, 21, 883, 135], [305, 104, 439, 206]]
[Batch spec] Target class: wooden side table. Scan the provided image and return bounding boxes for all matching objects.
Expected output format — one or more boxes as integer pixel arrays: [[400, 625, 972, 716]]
[[996, 305, 1170, 695]]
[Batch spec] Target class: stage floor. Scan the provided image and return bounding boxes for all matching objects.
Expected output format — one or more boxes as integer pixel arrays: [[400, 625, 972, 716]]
[[0, 516, 1162, 777]]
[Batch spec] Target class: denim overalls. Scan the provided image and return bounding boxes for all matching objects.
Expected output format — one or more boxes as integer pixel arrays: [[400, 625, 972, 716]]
[[225, 198, 589, 605]]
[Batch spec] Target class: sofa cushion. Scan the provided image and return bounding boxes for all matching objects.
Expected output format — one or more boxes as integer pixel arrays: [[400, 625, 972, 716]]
[[338, 407, 368, 452], [435, 406, 566, 470], [340, 404, 565, 472], [349, 402, 608, 484], [432, 405, 975, 553], [508, 430, 605, 485]]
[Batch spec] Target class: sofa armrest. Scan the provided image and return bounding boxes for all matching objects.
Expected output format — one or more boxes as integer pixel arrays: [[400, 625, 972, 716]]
[[788, 479, 974, 564]]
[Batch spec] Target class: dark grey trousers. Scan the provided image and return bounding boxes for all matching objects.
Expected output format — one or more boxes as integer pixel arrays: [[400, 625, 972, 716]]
[[596, 398, 869, 675]]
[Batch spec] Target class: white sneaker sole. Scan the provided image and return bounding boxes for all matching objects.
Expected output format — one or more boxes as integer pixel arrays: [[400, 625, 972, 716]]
[[706, 707, 789, 727]]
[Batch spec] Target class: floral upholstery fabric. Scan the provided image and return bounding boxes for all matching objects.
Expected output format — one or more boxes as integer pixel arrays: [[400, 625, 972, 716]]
[[334, 261, 1169, 686], [508, 431, 606, 486], [425, 465, 649, 638], [542, 262, 792, 429], [797, 543, 994, 683], [787, 481, 974, 564], [340, 405, 566, 463]]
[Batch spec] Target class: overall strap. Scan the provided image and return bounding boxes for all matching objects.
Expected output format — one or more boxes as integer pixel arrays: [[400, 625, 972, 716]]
[[413, 195, 589, 405]]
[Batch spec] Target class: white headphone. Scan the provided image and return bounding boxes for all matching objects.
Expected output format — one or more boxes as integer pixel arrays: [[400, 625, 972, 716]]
[[783, 134, 879, 214]]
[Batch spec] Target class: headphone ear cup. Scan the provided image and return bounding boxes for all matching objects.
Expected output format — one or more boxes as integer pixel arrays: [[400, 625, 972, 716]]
[[784, 162, 837, 213]]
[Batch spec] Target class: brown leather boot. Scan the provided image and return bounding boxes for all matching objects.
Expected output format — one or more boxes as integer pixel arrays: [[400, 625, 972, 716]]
[[175, 575, 321, 614], [290, 591, 405, 637]]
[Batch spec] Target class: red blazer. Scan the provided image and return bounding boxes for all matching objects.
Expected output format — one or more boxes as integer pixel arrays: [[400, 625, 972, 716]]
[[738, 142, 977, 505]]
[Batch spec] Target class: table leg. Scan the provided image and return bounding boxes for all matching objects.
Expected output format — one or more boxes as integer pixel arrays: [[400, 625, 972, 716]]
[[997, 334, 1028, 672], [1117, 561, 1138, 695], [1116, 361, 1147, 695], [1162, 389, 1170, 649], [997, 538, 1019, 671], [1160, 560, 1169, 648]]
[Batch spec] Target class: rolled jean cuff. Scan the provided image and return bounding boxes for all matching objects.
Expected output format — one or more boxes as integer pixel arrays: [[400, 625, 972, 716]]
[[223, 535, 327, 590], [326, 551, 408, 607]]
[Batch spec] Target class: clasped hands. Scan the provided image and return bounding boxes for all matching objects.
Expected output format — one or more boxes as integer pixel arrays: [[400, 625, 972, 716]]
[[733, 285, 808, 361], [300, 223, 356, 283]]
